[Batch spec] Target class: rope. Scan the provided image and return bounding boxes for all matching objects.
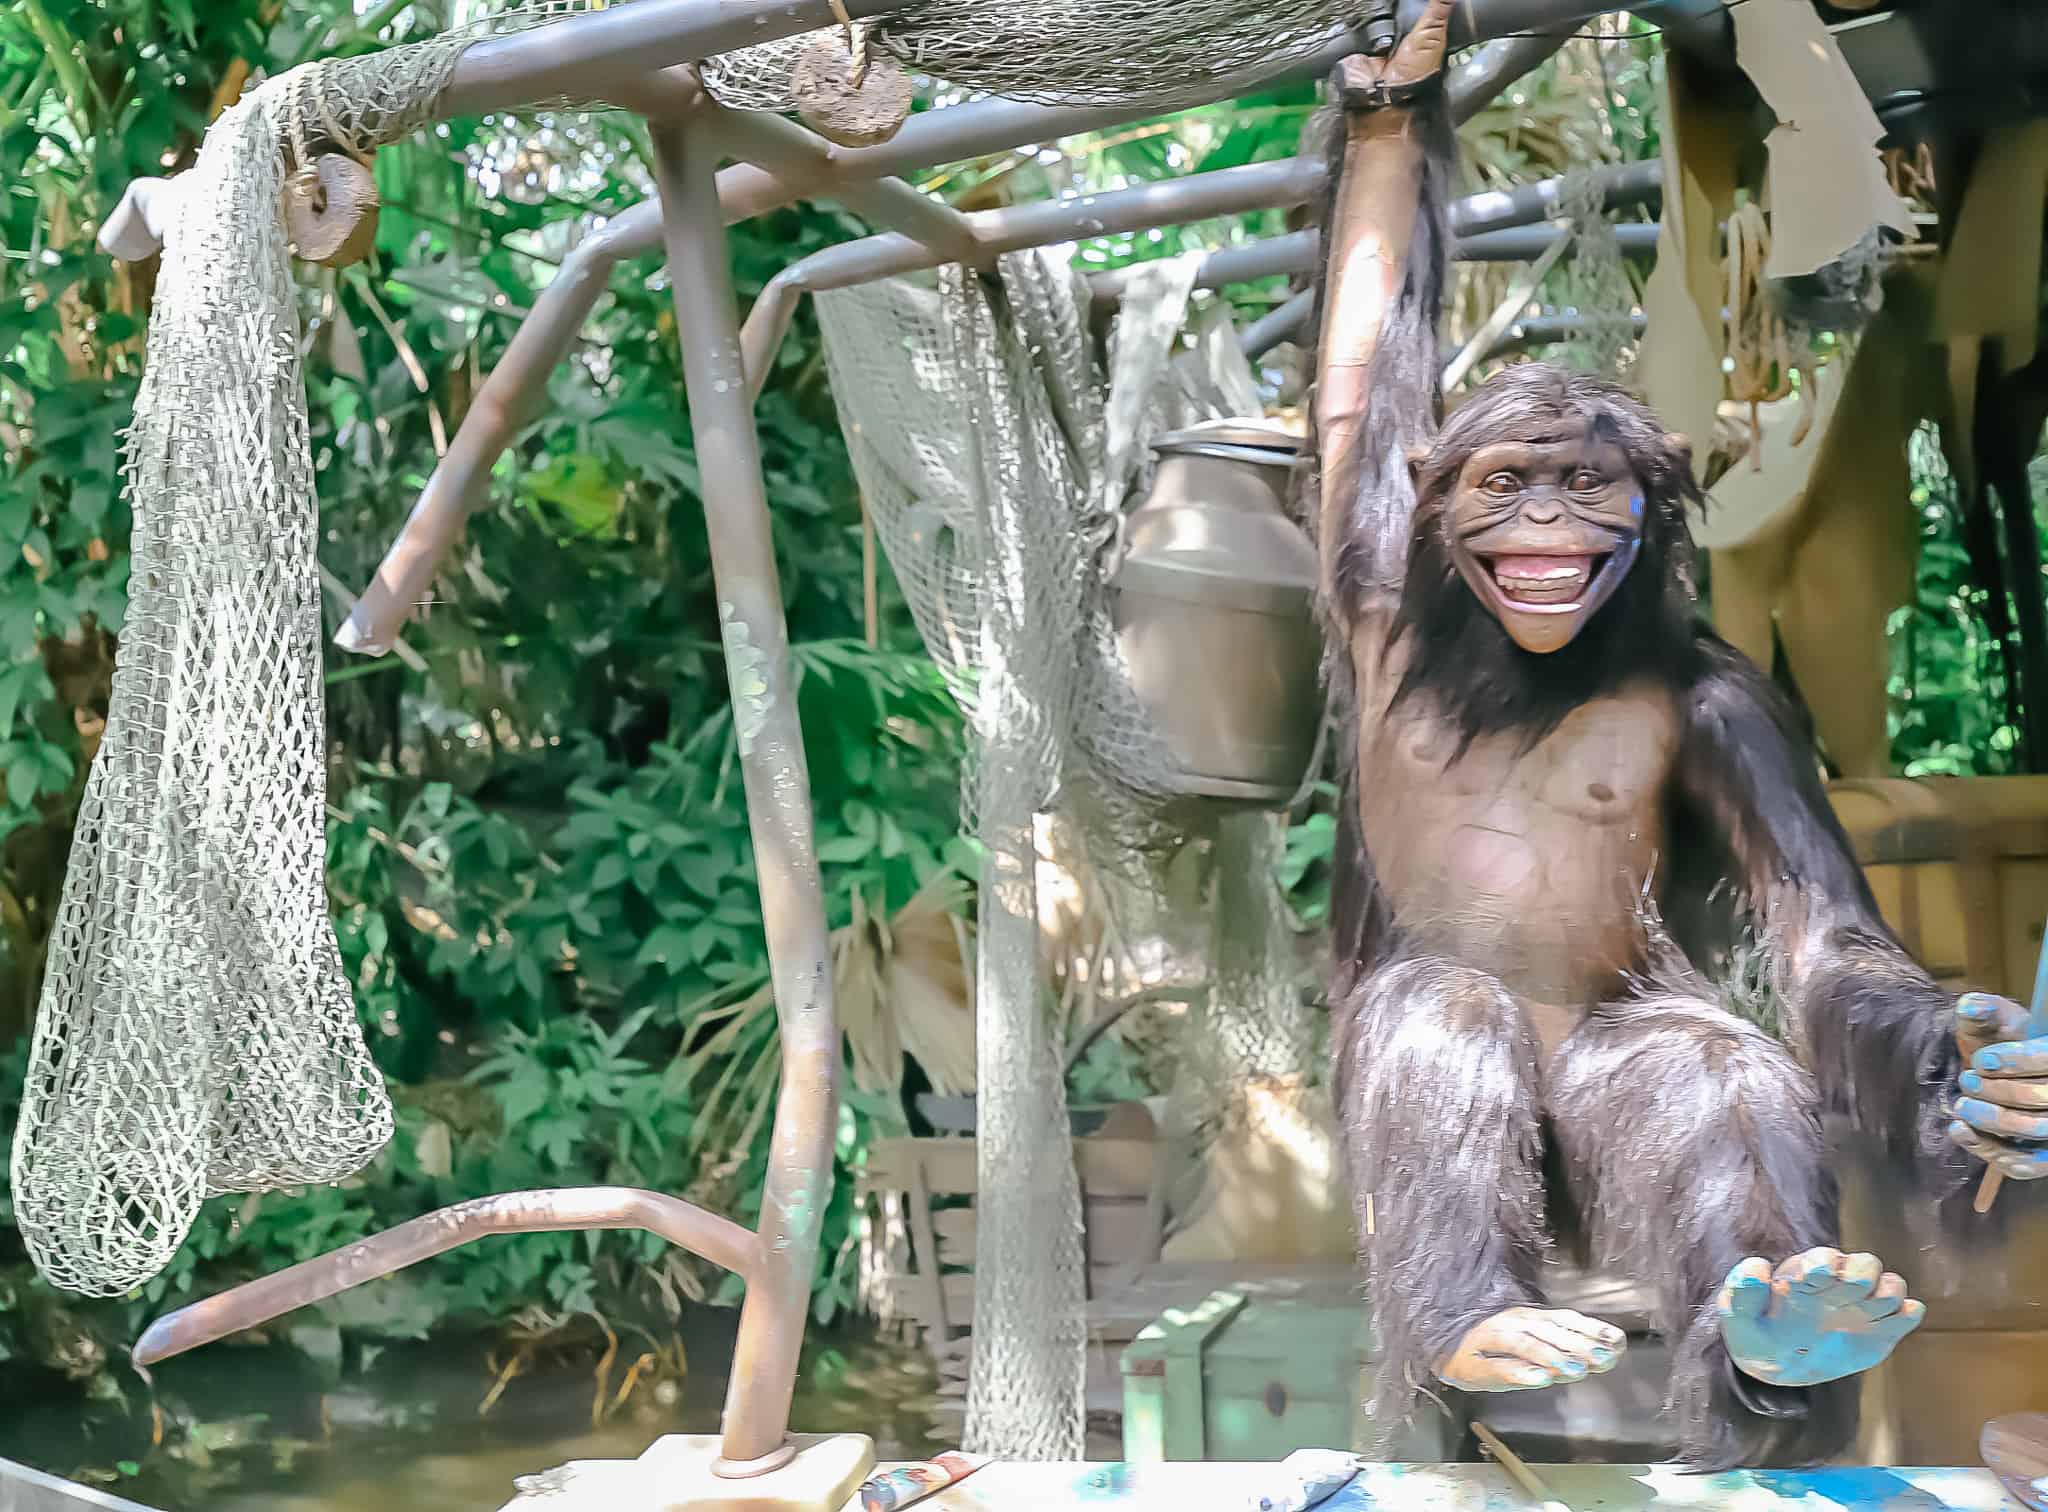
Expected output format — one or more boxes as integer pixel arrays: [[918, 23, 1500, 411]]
[[1724, 201, 1815, 470]]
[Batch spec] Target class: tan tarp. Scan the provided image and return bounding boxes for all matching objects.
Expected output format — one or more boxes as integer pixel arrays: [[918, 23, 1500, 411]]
[[1732, 0, 1911, 280], [1935, 121, 2048, 377], [1932, 121, 2048, 508], [1638, 8, 1935, 777], [1709, 273, 1938, 778], [1638, 50, 1744, 486]]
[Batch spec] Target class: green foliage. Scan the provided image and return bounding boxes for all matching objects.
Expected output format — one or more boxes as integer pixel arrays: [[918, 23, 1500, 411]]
[[1887, 426, 2038, 777], [0, 0, 971, 1401], [0, 0, 2027, 1458]]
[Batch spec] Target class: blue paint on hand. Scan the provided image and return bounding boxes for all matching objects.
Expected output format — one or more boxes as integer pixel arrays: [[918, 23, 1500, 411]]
[[1957, 1096, 2048, 1138], [1718, 1255, 1924, 1389]]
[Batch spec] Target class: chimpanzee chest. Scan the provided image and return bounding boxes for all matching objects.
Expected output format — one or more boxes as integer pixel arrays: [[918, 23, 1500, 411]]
[[1355, 684, 1681, 1005]]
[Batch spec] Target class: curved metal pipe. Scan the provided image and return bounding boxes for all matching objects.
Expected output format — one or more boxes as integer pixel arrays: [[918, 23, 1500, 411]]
[[1089, 160, 1662, 302], [133, 1188, 759, 1368], [1449, 22, 1579, 126], [740, 269, 804, 407], [647, 116, 841, 1475], [1461, 220, 1659, 259], [1240, 286, 1317, 359], [335, 206, 644, 654]]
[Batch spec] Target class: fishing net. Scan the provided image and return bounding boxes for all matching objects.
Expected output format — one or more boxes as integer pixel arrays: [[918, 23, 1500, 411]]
[[817, 253, 1313, 1457], [10, 5, 588, 1299], [1548, 166, 1642, 382], [698, 0, 1376, 114]]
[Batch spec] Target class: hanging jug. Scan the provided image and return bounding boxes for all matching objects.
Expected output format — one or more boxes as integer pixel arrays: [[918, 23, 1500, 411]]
[[1112, 419, 1322, 806]]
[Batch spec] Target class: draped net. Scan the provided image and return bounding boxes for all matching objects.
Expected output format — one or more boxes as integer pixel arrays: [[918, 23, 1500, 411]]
[[10, 4, 591, 1299], [817, 252, 1314, 1457]]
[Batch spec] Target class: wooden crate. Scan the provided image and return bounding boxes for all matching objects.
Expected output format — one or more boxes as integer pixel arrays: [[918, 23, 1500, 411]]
[[1119, 1275, 1460, 1464], [858, 1107, 1166, 1429]]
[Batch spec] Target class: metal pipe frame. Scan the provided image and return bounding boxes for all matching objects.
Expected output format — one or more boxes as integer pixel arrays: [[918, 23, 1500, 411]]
[[1238, 280, 1654, 364], [1085, 158, 1662, 303], [104, 0, 1734, 1479], [1240, 286, 1316, 359], [356, 151, 1661, 652], [135, 1189, 758, 1365], [645, 115, 841, 1475]]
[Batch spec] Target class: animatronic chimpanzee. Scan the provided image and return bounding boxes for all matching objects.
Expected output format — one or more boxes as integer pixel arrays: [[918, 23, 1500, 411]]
[[1308, 1, 2048, 1471]]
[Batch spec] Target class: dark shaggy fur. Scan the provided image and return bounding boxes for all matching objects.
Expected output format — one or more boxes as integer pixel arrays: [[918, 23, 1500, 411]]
[[1296, 90, 1456, 624], [1673, 638, 1981, 1231], [1547, 978, 1858, 1469], [1306, 66, 1994, 1476], [1334, 956, 1553, 1436]]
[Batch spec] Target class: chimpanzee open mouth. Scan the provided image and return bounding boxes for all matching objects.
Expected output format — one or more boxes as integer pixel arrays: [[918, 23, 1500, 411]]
[[1481, 553, 1610, 609]]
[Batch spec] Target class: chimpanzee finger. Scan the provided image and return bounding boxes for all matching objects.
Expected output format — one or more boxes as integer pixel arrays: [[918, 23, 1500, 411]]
[[1849, 1272, 1909, 1320], [1774, 1248, 1845, 1292], [1954, 1096, 2048, 1141], [1948, 1120, 2048, 1180], [1831, 1252, 1882, 1300], [1542, 1310, 1627, 1350], [1970, 1036, 2048, 1077], [1955, 993, 2021, 1047], [1521, 1317, 1621, 1371], [1715, 1258, 1773, 1322], [1958, 1069, 2048, 1110], [1495, 1334, 1590, 1381]]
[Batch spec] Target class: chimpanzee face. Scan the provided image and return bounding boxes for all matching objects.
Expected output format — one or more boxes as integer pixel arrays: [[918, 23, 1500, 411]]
[[1443, 428, 1645, 654]]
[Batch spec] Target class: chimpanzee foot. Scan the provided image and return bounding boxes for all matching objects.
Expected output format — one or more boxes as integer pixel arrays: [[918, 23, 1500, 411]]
[[1436, 1307, 1626, 1392], [1718, 1248, 1926, 1388]]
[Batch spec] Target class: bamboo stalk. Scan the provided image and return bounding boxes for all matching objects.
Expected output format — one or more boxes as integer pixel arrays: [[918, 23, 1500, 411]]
[[1471, 1422, 1571, 1512]]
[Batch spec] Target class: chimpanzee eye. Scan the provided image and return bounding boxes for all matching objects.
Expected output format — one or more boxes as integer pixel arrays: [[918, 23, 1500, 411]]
[[1568, 469, 1605, 491], [1483, 471, 1519, 495]]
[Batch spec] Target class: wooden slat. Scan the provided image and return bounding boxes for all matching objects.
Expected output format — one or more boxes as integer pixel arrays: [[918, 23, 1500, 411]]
[[904, 1151, 952, 1338], [863, 1134, 1157, 1199], [932, 1196, 1158, 1270], [878, 1261, 1371, 1342]]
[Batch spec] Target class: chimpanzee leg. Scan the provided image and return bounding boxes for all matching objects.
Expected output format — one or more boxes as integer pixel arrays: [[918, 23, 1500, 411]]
[[1547, 990, 1860, 1469], [1335, 955, 1562, 1438]]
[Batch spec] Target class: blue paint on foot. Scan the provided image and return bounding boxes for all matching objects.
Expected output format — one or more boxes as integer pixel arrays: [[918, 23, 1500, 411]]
[[1960, 1070, 1984, 1093], [1718, 1257, 1923, 1388]]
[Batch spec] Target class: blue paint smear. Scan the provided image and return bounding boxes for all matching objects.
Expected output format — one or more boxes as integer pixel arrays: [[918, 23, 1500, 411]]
[[1753, 1468, 1949, 1508], [1074, 1464, 1141, 1500], [1305, 1467, 1979, 1512]]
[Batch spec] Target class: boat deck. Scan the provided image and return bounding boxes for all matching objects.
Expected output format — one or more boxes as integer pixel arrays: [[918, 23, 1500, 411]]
[[861, 1460, 2016, 1512]]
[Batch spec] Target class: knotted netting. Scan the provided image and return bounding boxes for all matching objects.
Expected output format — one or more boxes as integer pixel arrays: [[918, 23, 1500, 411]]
[[699, 0, 1376, 114], [1548, 166, 1643, 382], [10, 5, 589, 1299], [816, 251, 1314, 1457]]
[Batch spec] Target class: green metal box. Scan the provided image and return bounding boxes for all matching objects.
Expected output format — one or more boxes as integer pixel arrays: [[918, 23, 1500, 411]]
[[1118, 1280, 1459, 1463]]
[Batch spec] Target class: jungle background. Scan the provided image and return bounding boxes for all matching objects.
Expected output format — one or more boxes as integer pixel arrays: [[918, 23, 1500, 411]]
[[0, 0, 2029, 1504]]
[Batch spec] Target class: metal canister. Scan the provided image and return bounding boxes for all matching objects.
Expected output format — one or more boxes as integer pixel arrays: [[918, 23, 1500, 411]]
[[1112, 419, 1322, 806]]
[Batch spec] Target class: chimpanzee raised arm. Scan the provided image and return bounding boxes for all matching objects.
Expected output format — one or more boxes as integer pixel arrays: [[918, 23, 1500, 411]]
[[1306, 0, 1455, 625]]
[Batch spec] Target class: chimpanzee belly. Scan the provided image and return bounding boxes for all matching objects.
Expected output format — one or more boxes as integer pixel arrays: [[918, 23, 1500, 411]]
[[1357, 683, 1680, 1010]]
